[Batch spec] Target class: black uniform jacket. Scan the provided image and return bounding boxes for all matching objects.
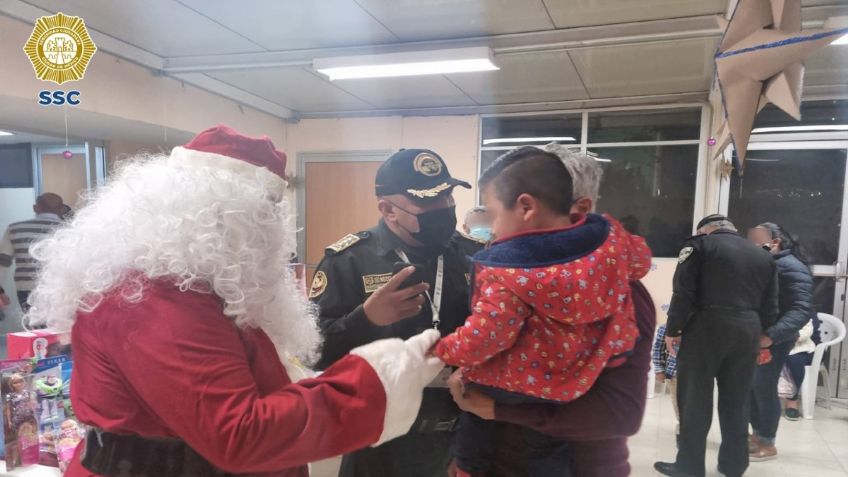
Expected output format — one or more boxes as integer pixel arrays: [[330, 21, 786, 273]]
[[666, 229, 779, 337]]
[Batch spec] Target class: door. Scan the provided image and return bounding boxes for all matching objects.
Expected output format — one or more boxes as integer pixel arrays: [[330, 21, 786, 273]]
[[724, 141, 848, 400], [35, 143, 106, 209], [297, 151, 389, 282]]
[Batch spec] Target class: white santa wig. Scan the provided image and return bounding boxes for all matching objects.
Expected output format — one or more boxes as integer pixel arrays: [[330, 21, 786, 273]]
[[25, 151, 321, 366]]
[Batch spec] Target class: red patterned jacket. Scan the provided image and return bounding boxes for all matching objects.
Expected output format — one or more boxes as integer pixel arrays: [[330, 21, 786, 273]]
[[435, 214, 651, 402]]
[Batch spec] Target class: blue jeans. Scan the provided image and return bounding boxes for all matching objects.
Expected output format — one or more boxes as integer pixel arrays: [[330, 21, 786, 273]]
[[454, 385, 570, 477], [785, 351, 813, 400], [750, 339, 794, 444]]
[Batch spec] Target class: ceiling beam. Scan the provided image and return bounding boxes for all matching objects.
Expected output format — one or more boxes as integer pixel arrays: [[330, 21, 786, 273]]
[[296, 92, 710, 119], [0, 0, 295, 119]]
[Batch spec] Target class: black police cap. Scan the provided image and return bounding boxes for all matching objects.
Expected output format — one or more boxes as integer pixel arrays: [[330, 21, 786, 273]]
[[375, 148, 471, 201]]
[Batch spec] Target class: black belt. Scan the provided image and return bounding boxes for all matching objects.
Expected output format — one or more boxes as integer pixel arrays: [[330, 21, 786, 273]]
[[700, 305, 757, 312], [81, 428, 238, 477]]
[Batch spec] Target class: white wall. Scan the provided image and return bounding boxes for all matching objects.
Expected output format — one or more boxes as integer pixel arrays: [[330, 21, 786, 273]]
[[0, 188, 36, 331]]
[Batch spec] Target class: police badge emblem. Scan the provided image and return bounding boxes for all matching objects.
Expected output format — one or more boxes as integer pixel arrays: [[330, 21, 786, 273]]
[[23, 12, 97, 84], [678, 246, 695, 263], [413, 153, 443, 177]]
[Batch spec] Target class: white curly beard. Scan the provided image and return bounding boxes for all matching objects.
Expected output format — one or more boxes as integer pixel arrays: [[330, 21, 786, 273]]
[[26, 154, 322, 366]]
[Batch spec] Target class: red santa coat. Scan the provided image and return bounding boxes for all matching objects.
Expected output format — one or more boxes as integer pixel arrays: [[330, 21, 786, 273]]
[[65, 279, 388, 477]]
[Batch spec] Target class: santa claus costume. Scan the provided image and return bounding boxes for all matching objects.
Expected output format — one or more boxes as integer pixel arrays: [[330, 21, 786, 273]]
[[25, 126, 444, 477]]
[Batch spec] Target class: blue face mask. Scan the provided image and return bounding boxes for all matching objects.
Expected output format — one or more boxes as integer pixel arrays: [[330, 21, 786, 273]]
[[469, 226, 492, 242]]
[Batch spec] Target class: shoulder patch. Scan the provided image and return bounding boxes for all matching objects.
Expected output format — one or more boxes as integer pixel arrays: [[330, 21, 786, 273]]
[[326, 233, 364, 255], [678, 246, 695, 264], [309, 271, 328, 299]]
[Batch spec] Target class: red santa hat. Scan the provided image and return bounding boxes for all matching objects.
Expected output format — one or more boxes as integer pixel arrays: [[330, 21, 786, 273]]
[[169, 125, 288, 195]]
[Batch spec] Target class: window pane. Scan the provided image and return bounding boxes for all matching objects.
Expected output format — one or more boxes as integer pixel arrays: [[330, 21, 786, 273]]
[[587, 108, 701, 143], [0, 144, 34, 188], [753, 99, 848, 131], [728, 149, 846, 265], [481, 115, 581, 147], [589, 145, 698, 257], [480, 150, 503, 176]]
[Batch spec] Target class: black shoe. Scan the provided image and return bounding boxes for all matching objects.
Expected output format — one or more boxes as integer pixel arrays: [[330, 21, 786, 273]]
[[784, 407, 801, 421], [654, 462, 697, 477]]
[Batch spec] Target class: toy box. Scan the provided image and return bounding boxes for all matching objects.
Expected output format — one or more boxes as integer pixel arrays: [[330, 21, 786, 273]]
[[6, 331, 66, 360]]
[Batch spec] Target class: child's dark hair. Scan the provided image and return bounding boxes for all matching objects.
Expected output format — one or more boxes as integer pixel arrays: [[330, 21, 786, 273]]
[[479, 146, 574, 214], [757, 222, 811, 267]]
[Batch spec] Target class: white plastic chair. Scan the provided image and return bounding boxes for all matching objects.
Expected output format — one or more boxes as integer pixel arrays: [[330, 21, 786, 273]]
[[800, 313, 846, 419]]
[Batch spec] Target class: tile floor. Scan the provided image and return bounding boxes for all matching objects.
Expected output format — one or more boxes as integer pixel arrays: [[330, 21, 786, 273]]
[[311, 390, 848, 476]]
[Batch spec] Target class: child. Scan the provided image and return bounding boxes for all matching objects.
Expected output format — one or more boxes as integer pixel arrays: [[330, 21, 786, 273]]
[[653, 323, 680, 442], [435, 146, 651, 477]]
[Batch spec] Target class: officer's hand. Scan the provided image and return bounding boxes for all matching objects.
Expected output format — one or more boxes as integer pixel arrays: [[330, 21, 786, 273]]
[[448, 369, 495, 420], [363, 266, 429, 326], [665, 336, 681, 357], [656, 372, 667, 384]]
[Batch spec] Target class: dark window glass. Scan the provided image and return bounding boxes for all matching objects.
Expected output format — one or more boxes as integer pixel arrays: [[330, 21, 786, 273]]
[[587, 109, 701, 143], [753, 100, 848, 131], [480, 150, 504, 176], [481, 115, 581, 147], [0, 144, 33, 188], [589, 145, 699, 257], [729, 148, 846, 265]]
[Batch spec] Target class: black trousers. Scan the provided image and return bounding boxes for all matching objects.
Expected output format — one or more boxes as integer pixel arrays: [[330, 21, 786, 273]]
[[17, 291, 31, 313], [338, 431, 454, 477], [674, 311, 760, 477]]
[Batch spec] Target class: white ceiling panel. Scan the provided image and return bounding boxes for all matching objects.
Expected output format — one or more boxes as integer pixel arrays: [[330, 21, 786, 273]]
[[329, 75, 477, 109], [804, 45, 848, 86], [23, 0, 264, 57], [447, 51, 588, 104], [353, 0, 554, 42], [177, 0, 398, 50], [570, 37, 719, 98], [544, 0, 725, 29], [208, 68, 372, 112]]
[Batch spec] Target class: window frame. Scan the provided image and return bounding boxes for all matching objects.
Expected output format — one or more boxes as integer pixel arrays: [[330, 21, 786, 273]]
[[477, 103, 709, 256]]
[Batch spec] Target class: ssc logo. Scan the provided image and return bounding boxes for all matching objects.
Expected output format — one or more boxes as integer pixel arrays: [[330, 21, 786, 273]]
[[413, 152, 443, 177], [23, 12, 97, 85]]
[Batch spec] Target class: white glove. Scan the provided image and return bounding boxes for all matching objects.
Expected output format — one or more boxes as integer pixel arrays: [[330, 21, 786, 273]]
[[350, 329, 444, 446]]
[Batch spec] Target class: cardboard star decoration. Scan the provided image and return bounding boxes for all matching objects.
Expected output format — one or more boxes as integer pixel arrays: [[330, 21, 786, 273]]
[[711, 0, 848, 169]]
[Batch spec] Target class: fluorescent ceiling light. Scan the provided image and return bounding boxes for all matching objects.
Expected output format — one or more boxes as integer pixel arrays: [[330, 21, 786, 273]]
[[483, 136, 576, 145], [594, 158, 612, 163], [0, 130, 14, 136], [751, 125, 848, 133], [314, 47, 498, 80], [834, 33, 848, 45]]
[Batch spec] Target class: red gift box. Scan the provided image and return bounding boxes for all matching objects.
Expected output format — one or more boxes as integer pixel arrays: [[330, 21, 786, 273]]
[[6, 330, 66, 360]]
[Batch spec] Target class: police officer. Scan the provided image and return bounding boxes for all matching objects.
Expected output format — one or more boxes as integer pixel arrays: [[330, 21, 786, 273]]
[[456, 206, 491, 257], [311, 148, 476, 477], [655, 215, 779, 477]]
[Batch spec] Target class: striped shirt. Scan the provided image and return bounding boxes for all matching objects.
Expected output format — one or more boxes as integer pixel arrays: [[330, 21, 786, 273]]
[[0, 213, 63, 292]]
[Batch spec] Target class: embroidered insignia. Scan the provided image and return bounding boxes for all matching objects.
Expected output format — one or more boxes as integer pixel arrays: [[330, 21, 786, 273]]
[[309, 271, 328, 299], [326, 233, 361, 254], [407, 182, 451, 198], [678, 246, 695, 263], [363, 273, 393, 293], [413, 152, 442, 177]]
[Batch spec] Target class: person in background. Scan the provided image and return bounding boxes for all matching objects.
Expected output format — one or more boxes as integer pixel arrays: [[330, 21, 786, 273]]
[[746, 223, 816, 460], [457, 206, 491, 256], [311, 148, 475, 477], [0, 193, 65, 312], [655, 215, 778, 477], [780, 316, 819, 420], [0, 285, 10, 321], [653, 323, 680, 444], [448, 146, 657, 477]]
